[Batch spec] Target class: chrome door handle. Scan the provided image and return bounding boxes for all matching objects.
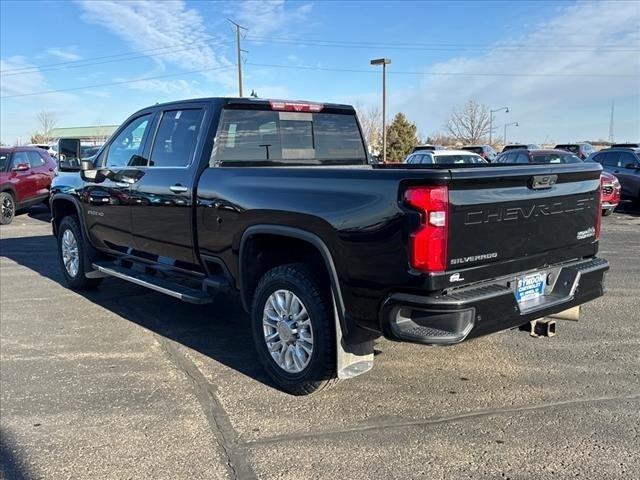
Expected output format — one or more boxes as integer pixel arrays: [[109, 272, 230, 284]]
[[169, 185, 188, 193]]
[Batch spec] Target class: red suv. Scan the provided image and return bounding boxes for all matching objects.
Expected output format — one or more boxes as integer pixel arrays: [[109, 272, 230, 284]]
[[1, 146, 57, 224]]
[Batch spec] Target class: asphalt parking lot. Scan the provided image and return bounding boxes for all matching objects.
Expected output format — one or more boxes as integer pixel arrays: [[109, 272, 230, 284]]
[[1, 205, 639, 480]]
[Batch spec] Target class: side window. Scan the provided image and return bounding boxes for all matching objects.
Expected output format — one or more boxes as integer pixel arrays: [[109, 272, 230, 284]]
[[104, 114, 152, 168], [592, 153, 603, 164], [149, 109, 204, 168], [11, 151, 30, 168], [601, 152, 620, 167], [515, 152, 529, 163], [28, 151, 46, 168], [619, 152, 638, 168], [406, 155, 414, 164]]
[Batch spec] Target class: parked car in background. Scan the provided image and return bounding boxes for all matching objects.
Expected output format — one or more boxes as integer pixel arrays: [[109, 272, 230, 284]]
[[600, 171, 621, 216], [461, 145, 497, 162], [411, 144, 444, 153], [587, 147, 640, 204], [501, 144, 541, 153], [554, 143, 595, 160], [0, 146, 56, 224], [495, 148, 582, 165], [404, 149, 487, 165]]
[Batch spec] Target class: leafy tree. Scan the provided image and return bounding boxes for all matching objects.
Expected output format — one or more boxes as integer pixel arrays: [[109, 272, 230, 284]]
[[385, 112, 417, 162]]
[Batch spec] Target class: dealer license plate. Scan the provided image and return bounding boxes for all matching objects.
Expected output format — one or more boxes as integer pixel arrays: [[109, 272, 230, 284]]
[[515, 272, 547, 303]]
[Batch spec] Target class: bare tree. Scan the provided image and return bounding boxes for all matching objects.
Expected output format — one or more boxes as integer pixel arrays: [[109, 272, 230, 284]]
[[354, 103, 382, 154], [30, 111, 57, 144], [445, 100, 491, 144]]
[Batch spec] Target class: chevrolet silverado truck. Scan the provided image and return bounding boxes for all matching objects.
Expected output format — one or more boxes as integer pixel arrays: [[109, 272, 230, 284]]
[[50, 97, 609, 395]]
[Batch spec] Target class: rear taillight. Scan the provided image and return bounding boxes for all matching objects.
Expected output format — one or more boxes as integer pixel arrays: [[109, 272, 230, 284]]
[[404, 186, 449, 272], [269, 101, 324, 112], [595, 188, 602, 240]]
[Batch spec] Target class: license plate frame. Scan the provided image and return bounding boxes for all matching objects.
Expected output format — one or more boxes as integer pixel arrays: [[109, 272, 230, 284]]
[[515, 272, 547, 303]]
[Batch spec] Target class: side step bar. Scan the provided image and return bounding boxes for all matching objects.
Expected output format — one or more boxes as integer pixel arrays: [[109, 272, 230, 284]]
[[92, 262, 214, 304]]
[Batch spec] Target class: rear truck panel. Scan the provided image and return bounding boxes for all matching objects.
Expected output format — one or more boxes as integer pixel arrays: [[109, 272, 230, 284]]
[[382, 162, 608, 345]]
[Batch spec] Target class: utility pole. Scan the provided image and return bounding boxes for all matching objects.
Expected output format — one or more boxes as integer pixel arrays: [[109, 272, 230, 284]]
[[228, 19, 247, 97], [608, 101, 614, 144], [371, 58, 391, 162]]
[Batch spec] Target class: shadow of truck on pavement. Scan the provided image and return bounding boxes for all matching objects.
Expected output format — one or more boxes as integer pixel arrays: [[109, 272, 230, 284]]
[[0, 233, 277, 391]]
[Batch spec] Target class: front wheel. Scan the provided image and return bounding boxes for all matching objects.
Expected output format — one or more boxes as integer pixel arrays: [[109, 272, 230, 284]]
[[1, 192, 15, 225], [251, 263, 339, 395], [57, 216, 102, 289]]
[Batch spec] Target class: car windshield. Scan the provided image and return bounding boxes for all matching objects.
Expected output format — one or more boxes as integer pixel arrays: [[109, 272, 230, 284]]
[[433, 154, 484, 164], [532, 153, 582, 164], [0, 152, 9, 170]]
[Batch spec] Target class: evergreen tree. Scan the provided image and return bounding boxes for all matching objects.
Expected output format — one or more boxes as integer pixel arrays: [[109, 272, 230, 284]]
[[385, 113, 417, 162]]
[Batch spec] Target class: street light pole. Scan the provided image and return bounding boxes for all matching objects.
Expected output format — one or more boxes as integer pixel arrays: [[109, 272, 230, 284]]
[[371, 58, 391, 162], [489, 106, 509, 145], [228, 19, 247, 97], [504, 122, 519, 145]]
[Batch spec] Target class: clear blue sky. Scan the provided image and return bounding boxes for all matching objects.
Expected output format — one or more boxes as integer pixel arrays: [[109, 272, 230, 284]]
[[1, 0, 639, 145]]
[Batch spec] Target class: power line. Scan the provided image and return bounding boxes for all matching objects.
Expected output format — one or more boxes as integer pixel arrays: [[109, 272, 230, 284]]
[[1, 41, 234, 77], [0, 65, 233, 99], [0, 38, 233, 75], [246, 62, 639, 78], [245, 34, 640, 53]]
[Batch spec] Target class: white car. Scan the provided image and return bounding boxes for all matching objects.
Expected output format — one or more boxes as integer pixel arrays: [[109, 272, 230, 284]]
[[404, 149, 488, 165]]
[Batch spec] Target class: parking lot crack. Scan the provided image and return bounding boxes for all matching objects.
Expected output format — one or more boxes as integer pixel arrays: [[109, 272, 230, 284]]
[[248, 392, 640, 446], [157, 336, 257, 480]]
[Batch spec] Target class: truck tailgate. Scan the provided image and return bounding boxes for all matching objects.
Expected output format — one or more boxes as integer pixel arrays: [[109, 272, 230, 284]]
[[446, 163, 602, 275]]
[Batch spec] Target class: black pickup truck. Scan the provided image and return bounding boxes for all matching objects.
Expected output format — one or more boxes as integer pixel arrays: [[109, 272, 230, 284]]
[[51, 97, 608, 395]]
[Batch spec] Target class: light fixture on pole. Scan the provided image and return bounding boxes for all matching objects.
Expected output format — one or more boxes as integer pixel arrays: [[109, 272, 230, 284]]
[[504, 122, 519, 146], [489, 106, 509, 145], [371, 58, 391, 162]]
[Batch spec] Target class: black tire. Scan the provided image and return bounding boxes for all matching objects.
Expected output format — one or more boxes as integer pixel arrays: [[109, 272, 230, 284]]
[[602, 208, 613, 216], [57, 215, 103, 289], [1, 192, 15, 225], [251, 263, 340, 395]]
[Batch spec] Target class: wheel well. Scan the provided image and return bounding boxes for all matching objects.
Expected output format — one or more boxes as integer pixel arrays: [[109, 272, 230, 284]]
[[51, 198, 79, 234], [240, 233, 331, 310]]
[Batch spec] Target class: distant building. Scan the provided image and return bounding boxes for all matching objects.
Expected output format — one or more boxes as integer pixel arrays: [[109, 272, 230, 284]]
[[50, 125, 119, 145]]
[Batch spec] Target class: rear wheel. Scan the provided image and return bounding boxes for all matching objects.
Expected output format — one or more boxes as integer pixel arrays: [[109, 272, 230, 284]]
[[251, 263, 339, 395], [1, 192, 15, 225], [57, 216, 102, 289]]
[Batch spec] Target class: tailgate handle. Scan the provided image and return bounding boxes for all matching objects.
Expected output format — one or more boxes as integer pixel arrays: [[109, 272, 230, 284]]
[[530, 175, 558, 190]]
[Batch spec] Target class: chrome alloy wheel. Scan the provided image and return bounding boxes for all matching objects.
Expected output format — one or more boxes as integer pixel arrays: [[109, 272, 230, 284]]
[[263, 289, 314, 373], [61, 229, 80, 278], [1, 195, 14, 222]]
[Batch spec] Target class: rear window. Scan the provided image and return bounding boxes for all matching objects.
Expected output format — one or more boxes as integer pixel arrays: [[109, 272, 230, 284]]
[[462, 146, 483, 155], [556, 145, 579, 153], [213, 109, 366, 165], [531, 153, 582, 164], [433, 154, 485, 164]]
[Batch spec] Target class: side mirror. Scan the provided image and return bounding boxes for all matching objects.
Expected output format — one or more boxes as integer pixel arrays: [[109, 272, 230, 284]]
[[57, 138, 81, 171], [12, 163, 30, 173]]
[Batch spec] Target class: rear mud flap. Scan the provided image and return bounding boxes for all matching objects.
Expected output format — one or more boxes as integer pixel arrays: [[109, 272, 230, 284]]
[[332, 294, 374, 379]]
